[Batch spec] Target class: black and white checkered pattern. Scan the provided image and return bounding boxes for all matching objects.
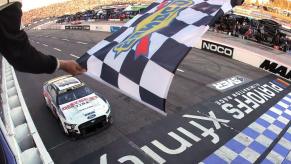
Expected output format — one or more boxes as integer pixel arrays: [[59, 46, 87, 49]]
[[202, 93, 291, 163], [77, 0, 238, 112]]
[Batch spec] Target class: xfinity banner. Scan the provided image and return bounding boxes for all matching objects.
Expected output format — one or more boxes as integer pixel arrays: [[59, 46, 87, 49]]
[[73, 75, 291, 164], [202, 40, 234, 58]]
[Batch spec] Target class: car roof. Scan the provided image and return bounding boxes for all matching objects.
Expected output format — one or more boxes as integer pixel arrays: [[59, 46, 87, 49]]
[[46, 76, 84, 93]]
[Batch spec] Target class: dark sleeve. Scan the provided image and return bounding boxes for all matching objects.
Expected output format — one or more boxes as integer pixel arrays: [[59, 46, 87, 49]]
[[0, 2, 58, 74]]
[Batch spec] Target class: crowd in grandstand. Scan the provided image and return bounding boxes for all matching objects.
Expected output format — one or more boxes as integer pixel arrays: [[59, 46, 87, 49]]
[[22, 0, 152, 25], [55, 4, 147, 24], [23, 0, 291, 53], [211, 13, 291, 53]]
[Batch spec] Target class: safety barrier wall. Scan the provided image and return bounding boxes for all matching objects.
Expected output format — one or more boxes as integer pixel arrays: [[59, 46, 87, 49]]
[[91, 24, 112, 32], [37, 23, 121, 33], [194, 31, 291, 82], [0, 58, 53, 164]]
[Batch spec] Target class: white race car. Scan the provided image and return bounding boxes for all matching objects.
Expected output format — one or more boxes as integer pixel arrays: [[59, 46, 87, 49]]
[[43, 75, 112, 136]]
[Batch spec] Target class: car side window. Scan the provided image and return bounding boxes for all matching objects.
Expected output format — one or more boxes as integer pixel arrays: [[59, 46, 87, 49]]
[[47, 85, 53, 96], [48, 85, 57, 105], [50, 89, 57, 105]]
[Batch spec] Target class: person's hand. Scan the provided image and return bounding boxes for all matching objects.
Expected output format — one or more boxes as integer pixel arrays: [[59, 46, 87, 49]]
[[59, 60, 86, 76]]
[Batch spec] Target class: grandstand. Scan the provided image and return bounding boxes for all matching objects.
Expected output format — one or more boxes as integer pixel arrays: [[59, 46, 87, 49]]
[[22, 0, 153, 25]]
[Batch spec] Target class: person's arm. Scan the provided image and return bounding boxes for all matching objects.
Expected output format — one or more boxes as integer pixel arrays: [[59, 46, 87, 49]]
[[0, 2, 85, 75], [0, 2, 57, 73]]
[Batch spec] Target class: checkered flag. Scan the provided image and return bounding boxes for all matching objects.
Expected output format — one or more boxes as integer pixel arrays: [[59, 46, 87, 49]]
[[77, 0, 244, 113]]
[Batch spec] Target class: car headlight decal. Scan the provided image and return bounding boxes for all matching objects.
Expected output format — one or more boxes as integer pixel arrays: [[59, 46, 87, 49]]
[[64, 122, 77, 129]]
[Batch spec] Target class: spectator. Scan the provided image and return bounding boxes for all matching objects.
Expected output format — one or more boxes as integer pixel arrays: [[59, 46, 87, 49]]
[[211, 13, 291, 53], [259, 24, 265, 41]]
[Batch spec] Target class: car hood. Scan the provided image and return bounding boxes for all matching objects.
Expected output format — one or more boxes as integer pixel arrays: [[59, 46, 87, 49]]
[[59, 94, 109, 124]]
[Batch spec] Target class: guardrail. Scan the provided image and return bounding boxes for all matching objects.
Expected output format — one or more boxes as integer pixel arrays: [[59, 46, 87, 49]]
[[0, 58, 53, 164], [36, 23, 121, 33]]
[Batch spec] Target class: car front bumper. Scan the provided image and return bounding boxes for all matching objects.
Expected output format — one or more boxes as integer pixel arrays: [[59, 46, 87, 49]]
[[68, 114, 112, 136]]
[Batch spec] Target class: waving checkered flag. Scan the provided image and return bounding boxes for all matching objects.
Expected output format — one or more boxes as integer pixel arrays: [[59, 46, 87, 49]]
[[77, 0, 244, 113]]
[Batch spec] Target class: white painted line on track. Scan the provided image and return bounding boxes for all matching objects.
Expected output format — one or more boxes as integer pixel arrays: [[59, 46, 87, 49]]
[[53, 48, 62, 52], [36, 42, 40, 44], [48, 140, 70, 151], [62, 38, 70, 41], [42, 44, 48, 47], [177, 69, 185, 73], [76, 41, 88, 45], [70, 54, 79, 59]]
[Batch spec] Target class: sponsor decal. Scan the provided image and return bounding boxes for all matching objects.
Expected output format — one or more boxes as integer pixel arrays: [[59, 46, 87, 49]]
[[55, 78, 80, 88], [212, 78, 289, 124], [87, 114, 96, 120], [62, 96, 97, 111], [208, 75, 252, 92], [201, 40, 234, 58], [83, 26, 90, 30], [84, 111, 95, 117], [95, 26, 107, 32], [65, 25, 90, 30], [113, 0, 194, 58], [73, 75, 291, 164], [260, 60, 291, 81]]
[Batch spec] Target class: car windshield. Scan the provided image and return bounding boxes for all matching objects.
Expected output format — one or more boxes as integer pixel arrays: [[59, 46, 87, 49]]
[[58, 86, 94, 105]]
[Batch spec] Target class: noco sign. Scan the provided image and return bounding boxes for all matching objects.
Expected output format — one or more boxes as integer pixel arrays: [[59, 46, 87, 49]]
[[202, 40, 234, 58]]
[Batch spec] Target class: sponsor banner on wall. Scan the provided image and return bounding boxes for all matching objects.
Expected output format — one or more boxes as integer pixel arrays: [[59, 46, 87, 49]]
[[260, 60, 291, 81], [201, 40, 234, 58], [198, 36, 291, 82], [73, 75, 291, 164], [93, 25, 111, 32], [65, 25, 90, 30], [208, 75, 252, 92]]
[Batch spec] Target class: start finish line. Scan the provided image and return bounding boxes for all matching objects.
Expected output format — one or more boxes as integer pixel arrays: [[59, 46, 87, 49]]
[[73, 75, 291, 164]]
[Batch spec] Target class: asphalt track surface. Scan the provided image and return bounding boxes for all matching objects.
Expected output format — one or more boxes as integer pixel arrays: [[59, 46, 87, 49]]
[[16, 29, 270, 163]]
